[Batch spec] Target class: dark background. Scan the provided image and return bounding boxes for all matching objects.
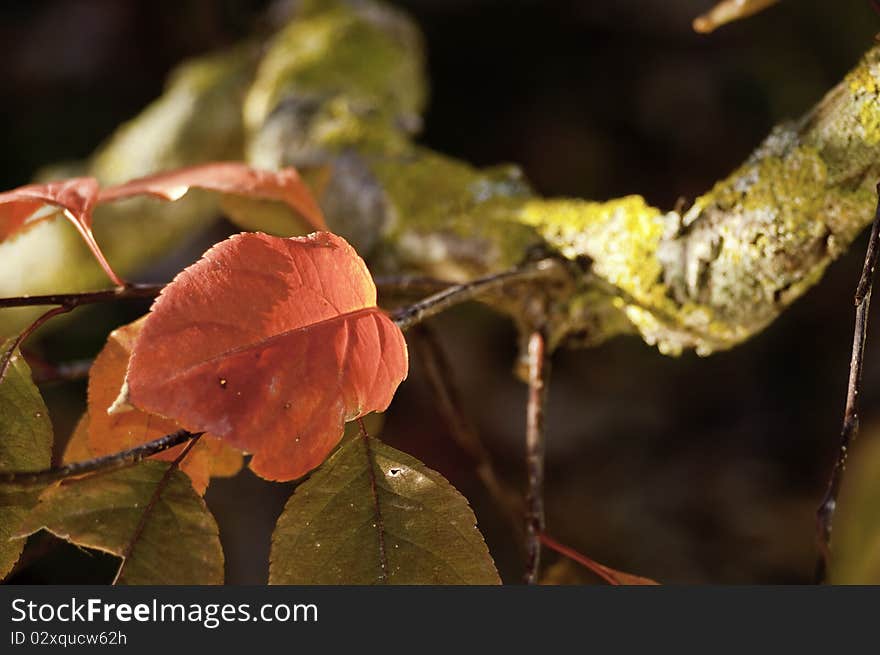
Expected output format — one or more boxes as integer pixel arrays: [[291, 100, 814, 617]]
[[3, 0, 880, 584]]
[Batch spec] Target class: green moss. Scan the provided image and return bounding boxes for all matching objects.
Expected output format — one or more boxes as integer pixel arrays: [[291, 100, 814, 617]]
[[244, 3, 425, 154], [370, 148, 543, 277]]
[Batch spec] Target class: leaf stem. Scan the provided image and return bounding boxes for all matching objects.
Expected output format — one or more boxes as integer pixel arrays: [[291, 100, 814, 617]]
[[391, 258, 565, 331], [0, 429, 200, 486], [524, 328, 549, 584], [0, 305, 72, 383], [112, 434, 202, 585], [538, 533, 620, 585], [814, 183, 880, 583]]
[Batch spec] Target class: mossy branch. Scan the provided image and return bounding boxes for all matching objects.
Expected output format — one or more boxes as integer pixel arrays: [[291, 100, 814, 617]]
[[1, 0, 878, 361]]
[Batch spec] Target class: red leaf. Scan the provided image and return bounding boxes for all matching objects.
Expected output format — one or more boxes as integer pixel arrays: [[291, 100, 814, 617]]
[[98, 162, 327, 232], [0, 177, 122, 285], [125, 231, 407, 481], [86, 317, 243, 494]]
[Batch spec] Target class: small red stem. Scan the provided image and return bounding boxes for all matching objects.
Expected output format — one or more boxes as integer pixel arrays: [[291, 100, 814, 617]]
[[538, 533, 620, 585]]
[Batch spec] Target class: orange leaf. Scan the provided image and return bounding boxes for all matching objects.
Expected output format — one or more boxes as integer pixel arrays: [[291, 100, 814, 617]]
[[126, 231, 408, 481], [0, 177, 122, 285], [539, 533, 659, 585], [62, 413, 94, 464], [87, 318, 243, 494], [98, 162, 327, 232]]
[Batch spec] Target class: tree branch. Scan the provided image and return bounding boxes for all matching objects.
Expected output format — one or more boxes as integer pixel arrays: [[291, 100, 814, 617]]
[[0, 283, 164, 385], [524, 328, 550, 584], [814, 182, 880, 584], [0, 283, 163, 310], [391, 258, 565, 331], [0, 429, 200, 486], [375, 275, 455, 298], [692, 0, 781, 34]]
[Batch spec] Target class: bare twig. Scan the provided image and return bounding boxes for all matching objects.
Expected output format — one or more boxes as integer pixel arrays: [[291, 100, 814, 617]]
[[692, 0, 781, 34], [391, 258, 564, 331], [539, 533, 659, 585], [539, 533, 619, 585], [524, 328, 550, 584], [815, 183, 880, 583], [112, 433, 203, 585], [375, 275, 454, 298], [0, 430, 200, 486], [0, 283, 163, 385], [0, 283, 163, 309], [0, 263, 562, 487], [410, 323, 524, 534], [0, 306, 72, 383]]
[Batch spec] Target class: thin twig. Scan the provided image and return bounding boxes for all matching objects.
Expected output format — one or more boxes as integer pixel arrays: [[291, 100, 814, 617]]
[[539, 533, 659, 585], [0, 283, 163, 309], [0, 283, 163, 385], [538, 533, 620, 585], [0, 305, 72, 383], [374, 275, 454, 298], [359, 417, 388, 583], [524, 328, 550, 584], [0, 263, 562, 486], [410, 323, 524, 534], [815, 182, 880, 583], [0, 430, 200, 486], [391, 258, 564, 331], [112, 433, 203, 585]]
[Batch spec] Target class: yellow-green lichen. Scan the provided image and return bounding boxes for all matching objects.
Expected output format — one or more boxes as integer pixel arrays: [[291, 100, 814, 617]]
[[244, 2, 424, 152], [371, 148, 543, 278], [847, 57, 880, 146], [517, 196, 667, 306]]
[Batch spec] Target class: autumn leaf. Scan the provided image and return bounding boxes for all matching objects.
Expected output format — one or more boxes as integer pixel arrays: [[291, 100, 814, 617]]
[[0, 340, 53, 580], [0, 177, 121, 285], [15, 461, 224, 585], [0, 162, 324, 291], [0, 178, 95, 240], [126, 231, 408, 481], [270, 433, 500, 584], [98, 162, 326, 232], [62, 413, 94, 464], [86, 317, 242, 494], [692, 0, 780, 34]]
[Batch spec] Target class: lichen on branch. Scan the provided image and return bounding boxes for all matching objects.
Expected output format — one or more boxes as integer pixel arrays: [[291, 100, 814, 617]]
[[2, 0, 879, 361]]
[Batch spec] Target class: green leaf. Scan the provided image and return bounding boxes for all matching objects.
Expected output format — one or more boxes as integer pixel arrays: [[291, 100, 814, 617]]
[[830, 435, 880, 584], [15, 461, 224, 584], [0, 341, 53, 580], [270, 434, 501, 585]]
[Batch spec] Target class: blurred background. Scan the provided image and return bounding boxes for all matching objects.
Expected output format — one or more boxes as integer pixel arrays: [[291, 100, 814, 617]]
[[3, 0, 880, 584]]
